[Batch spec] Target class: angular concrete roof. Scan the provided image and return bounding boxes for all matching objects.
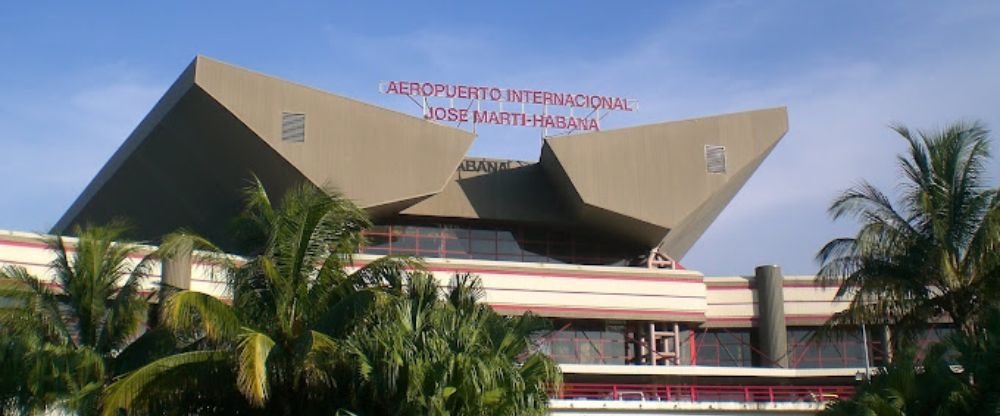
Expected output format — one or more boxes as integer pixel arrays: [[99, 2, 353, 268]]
[[53, 56, 474, 248], [54, 56, 787, 259], [541, 108, 788, 257]]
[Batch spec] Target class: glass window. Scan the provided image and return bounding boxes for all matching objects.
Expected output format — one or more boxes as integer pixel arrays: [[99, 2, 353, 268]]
[[470, 239, 496, 254], [416, 225, 440, 236], [365, 234, 391, 248], [522, 256, 546, 264], [359, 219, 648, 266], [496, 230, 517, 241], [470, 229, 496, 240], [497, 254, 523, 262], [540, 319, 628, 365], [445, 227, 470, 239], [787, 327, 873, 368], [497, 240, 522, 255], [393, 236, 416, 250], [694, 330, 752, 367], [417, 238, 441, 253], [444, 239, 469, 254]]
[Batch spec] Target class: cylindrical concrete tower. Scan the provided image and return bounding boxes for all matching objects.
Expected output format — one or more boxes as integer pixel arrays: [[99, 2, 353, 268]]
[[755, 265, 789, 368], [161, 239, 192, 290]]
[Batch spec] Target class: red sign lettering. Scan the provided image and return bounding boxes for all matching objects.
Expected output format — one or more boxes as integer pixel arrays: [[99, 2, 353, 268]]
[[381, 81, 635, 132]]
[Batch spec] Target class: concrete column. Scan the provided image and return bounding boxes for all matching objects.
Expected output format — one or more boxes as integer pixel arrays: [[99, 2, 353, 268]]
[[755, 265, 788, 368], [673, 323, 681, 366], [161, 239, 192, 290], [648, 322, 657, 366]]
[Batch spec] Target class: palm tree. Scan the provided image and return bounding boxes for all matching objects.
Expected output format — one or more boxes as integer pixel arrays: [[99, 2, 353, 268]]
[[101, 179, 421, 415], [817, 121, 1000, 341], [819, 345, 972, 415], [947, 307, 1000, 414], [820, 308, 1000, 415], [0, 223, 156, 414], [0, 333, 39, 413], [340, 273, 561, 415]]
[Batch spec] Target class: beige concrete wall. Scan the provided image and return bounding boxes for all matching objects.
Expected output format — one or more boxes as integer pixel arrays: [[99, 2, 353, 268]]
[[53, 56, 790, 264], [192, 57, 474, 212], [0, 230, 166, 293], [541, 108, 789, 257], [380, 257, 709, 322], [1, 230, 854, 326], [705, 276, 849, 328]]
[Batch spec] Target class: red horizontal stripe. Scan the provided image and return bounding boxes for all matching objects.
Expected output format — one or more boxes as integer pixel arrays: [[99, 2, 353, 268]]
[[4, 240, 703, 283], [0, 258, 163, 278], [708, 300, 850, 306], [0, 239, 48, 250], [0, 239, 226, 268], [353, 260, 704, 284], [707, 282, 834, 290], [706, 314, 835, 323], [490, 303, 705, 317]]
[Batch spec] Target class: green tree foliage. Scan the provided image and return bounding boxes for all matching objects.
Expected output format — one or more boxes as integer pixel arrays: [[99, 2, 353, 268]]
[[0, 224, 156, 414], [817, 122, 1000, 340], [339, 273, 561, 415], [101, 179, 561, 415], [101, 180, 402, 414], [821, 309, 1000, 415]]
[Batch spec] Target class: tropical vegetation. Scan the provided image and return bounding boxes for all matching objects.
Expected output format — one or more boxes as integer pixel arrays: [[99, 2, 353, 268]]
[[817, 121, 1000, 341], [0, 224, 156, 415], [0, 179, 560, 415], [820, 308, 1000, 415], [817, 121, 1000, 415], [340, 273, 559, 415]]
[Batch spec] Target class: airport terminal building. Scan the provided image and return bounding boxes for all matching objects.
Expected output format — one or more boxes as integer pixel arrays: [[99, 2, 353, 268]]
[[0, 57, 905, 414]]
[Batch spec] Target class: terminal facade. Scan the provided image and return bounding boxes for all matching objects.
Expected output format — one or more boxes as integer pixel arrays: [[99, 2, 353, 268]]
[[0, 57, 943, 414]]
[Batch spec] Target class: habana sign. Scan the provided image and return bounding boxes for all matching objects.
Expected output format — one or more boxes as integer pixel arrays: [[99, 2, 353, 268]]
[[457, 158, 530, 174], [380, 81, 635, 132]]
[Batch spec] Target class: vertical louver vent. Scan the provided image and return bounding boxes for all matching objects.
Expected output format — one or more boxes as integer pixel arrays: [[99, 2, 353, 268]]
[[281, 112, 306, 142], [705, 145, 727, 174]]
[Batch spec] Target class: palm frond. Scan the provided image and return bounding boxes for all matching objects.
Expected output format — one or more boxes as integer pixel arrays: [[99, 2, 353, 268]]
[[161, 291, 241, 343], [817, 121, 999, 340], [101, 350, 232, 416], [349, 255, 423, 291], [235, 331, 275, 407], [0, 266, 72, 344]]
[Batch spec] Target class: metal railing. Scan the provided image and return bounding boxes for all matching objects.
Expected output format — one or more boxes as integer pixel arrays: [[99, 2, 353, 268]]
[[554, 383, 854, 403]]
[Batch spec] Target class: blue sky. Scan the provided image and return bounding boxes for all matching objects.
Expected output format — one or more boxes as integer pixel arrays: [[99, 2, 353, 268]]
[[2, 1, 999, 275]]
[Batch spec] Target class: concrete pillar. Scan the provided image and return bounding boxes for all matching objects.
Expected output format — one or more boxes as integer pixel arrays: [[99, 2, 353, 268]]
[[648, 322, 657, 366], [673, 323, 681, 366], [755, 265, 788, 368], [161, 239, 192, 290]]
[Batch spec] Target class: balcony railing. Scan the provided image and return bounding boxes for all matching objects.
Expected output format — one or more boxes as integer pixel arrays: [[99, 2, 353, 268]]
[[554, 383, 854, 403]]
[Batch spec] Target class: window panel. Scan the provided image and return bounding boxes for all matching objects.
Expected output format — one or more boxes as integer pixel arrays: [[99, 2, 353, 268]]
[[470, 239, 496, 254], [393, 236, 416, 250], [361, 220, 647, 266], [418, 238, 441, 253], [365, 234, 391, 248], [497, 240, 522, 255], [444, 239, 469, 254], [470, 229, 496, 240]]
